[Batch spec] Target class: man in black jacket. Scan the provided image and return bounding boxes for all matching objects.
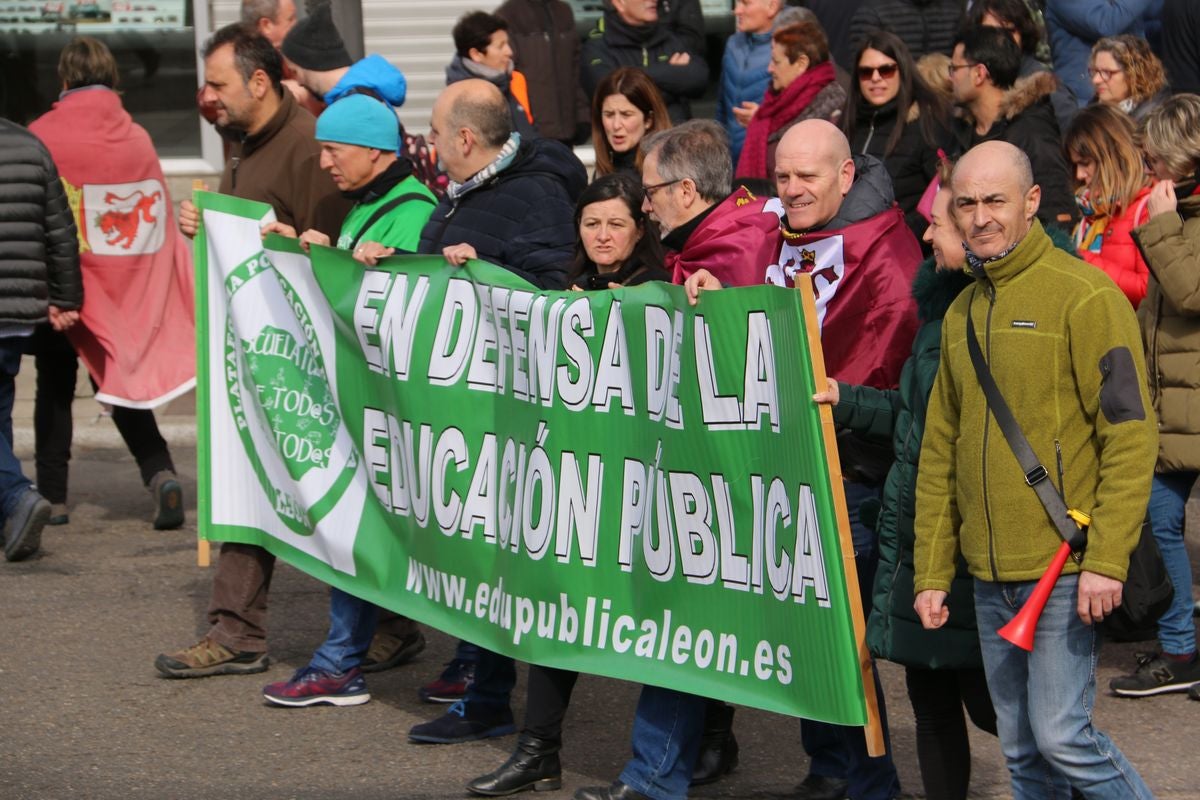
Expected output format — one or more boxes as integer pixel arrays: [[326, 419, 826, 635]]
[[947, 26, 1077, 229], [407, 78, 586, 744], [0, 118, 82, 563], [1162, 0, 1200, 96], [582, 0, 708, 123]]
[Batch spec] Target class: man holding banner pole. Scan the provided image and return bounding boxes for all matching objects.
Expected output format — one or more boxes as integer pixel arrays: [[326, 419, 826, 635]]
[[155, 23, 351, 679], [913, 141, 1156, 798], [686, 119, 918, 800]]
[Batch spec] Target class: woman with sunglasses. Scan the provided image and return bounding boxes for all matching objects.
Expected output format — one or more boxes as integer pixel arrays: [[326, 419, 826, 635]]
[[840, 31, 951, 238], [591, 67, 673, 178], [1063, 103, 1151, 307], [1089, 35, 1169, 122]]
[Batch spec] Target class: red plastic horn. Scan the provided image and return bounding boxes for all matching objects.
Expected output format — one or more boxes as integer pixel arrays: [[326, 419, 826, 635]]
[[997, 541, 1074, 651]]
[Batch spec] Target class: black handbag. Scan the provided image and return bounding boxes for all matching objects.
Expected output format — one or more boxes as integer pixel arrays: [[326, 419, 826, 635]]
[[964, 306, 1173, 633], [1103, 520, 1174, 640]]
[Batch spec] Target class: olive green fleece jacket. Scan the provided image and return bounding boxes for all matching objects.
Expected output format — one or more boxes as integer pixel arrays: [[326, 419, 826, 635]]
[[914, 221, 1158, 590]]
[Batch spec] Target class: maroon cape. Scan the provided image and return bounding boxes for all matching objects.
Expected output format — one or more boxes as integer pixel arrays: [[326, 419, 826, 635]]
[[666, 187, 784, 287], [765, 199, 920, 389]]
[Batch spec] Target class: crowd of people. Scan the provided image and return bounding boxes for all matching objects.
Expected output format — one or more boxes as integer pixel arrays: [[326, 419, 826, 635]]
[[1, 0, 1198, 799]]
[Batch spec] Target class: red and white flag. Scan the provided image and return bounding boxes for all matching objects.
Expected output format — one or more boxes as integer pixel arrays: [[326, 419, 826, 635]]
[[30, 87, 195, 408]]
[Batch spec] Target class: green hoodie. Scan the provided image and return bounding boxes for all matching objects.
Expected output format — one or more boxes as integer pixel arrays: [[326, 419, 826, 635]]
[[336, 172, 436, 253], [914, 221, 1158, 590]]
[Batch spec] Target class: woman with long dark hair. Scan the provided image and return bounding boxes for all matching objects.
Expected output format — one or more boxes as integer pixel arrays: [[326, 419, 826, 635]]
[[840, 30, 950, 238], [590, 67, 672, 178], [466, 173, 669, 797], [1063, 103, 1151, 307]]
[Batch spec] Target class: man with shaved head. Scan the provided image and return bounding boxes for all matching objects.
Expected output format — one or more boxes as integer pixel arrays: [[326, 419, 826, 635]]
[[407, 77, 586, 745], [688, 117, 918, 800], [913, 141, 1156, 798]]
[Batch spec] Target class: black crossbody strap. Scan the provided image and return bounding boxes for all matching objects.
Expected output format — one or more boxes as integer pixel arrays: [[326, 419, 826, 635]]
[[965, 310, 1087, 553], [349, 192, 436, 251]]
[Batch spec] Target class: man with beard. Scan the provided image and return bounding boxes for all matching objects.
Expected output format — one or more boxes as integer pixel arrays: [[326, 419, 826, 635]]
[[155, 24, 350, 679]]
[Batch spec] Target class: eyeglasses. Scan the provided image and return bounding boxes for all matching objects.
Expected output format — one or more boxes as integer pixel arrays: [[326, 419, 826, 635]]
[[1087, 67, 1123, 82], [857, 63, 899, 81], [642, 179, 681, 198], [947, 61, 978, 77]]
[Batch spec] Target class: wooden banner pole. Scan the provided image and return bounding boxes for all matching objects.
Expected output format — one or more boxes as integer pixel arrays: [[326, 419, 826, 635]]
[[796, 274, 886, 757]]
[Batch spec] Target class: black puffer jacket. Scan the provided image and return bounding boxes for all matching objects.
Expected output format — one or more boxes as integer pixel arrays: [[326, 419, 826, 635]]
[[0, 118, 82, 324], [418, 137, 587, 289], [849, 0, 963, 58], [847, 100, 952, 240], [1163, 0, 1200, 95], [581, 9, 708, 123]]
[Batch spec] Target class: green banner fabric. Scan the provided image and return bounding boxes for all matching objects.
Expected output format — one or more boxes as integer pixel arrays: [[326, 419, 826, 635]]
[[195, 191, 868, 725]]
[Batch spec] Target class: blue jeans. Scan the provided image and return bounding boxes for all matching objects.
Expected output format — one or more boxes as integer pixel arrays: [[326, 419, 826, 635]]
[[1148, 471, 1199, 656], [801, 479, 901, 800], [618, 686, 706, 800], [310, 588, 377, 674], [975, 575, 1154, 799], [0, 339, 32, 520], [465, 647, 516, 707]]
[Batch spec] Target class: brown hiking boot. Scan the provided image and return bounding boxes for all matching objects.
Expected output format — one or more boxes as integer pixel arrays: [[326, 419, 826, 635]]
[[154, 637, 269, 678], [361, 629, 426, 673]]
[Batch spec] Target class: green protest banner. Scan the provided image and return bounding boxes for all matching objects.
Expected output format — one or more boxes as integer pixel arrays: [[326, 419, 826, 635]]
[[195, 190, 880, 740]]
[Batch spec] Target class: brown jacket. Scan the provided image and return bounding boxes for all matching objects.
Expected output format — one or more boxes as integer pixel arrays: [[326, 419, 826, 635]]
[[218, 90, 350, 236], [1133, 192, 1200, 472], [496, 0, 587, 142]]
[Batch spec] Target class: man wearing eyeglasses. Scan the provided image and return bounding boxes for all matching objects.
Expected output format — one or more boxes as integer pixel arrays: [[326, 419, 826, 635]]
[[947, 26, 1077, 230]]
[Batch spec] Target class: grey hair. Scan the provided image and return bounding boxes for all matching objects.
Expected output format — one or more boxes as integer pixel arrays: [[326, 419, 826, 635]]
[[773, 6, 817, 31], [240, 0, 280, 26], [641, 119, 732, 203], [447, 89, 512, 149]]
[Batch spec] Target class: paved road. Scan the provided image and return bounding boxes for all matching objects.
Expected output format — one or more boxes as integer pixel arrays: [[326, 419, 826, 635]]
[[2, 387, 1197, 798]]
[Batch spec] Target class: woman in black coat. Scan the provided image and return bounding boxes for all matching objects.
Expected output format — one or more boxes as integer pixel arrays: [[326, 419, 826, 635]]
[[840, 30, 952, 241]]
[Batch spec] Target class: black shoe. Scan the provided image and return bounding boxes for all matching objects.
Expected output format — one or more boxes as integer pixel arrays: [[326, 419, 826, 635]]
[[690, 702, 738, 786], [467, 734, 562, 796], [3, 487, 50, 562], [573, 782, 649, 800], [408, 701, 515, 744], [1110, 651, 1200, 697], [793, 773, 849, 800], [150, 470, 185, 530]]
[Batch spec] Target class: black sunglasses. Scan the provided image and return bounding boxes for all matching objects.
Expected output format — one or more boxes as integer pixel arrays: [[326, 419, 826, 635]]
[[857, 63, 899, 80]]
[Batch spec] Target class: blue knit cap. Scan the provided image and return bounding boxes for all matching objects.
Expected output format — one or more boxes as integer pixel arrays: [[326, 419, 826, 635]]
[[316, 94, 399, 151]]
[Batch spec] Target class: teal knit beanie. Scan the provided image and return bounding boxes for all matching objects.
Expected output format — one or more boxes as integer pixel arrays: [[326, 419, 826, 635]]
[[315, 94, 399, 151]]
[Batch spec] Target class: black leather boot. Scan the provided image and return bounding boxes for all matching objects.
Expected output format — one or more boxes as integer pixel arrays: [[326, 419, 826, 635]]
[[466, 733, 562, 796], [689, 701, 739, 786]]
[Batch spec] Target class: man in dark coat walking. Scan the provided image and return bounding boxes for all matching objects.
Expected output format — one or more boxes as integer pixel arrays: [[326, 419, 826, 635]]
[[0, 117, 81, 562]]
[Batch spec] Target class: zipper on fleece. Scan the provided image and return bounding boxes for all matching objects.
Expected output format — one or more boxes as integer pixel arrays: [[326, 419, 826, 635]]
[[979, 283, 1000, 582]]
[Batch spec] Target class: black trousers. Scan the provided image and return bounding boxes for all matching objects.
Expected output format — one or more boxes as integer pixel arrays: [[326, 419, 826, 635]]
[[903, 664, 998, 800], [27, 325, 173, 502]]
